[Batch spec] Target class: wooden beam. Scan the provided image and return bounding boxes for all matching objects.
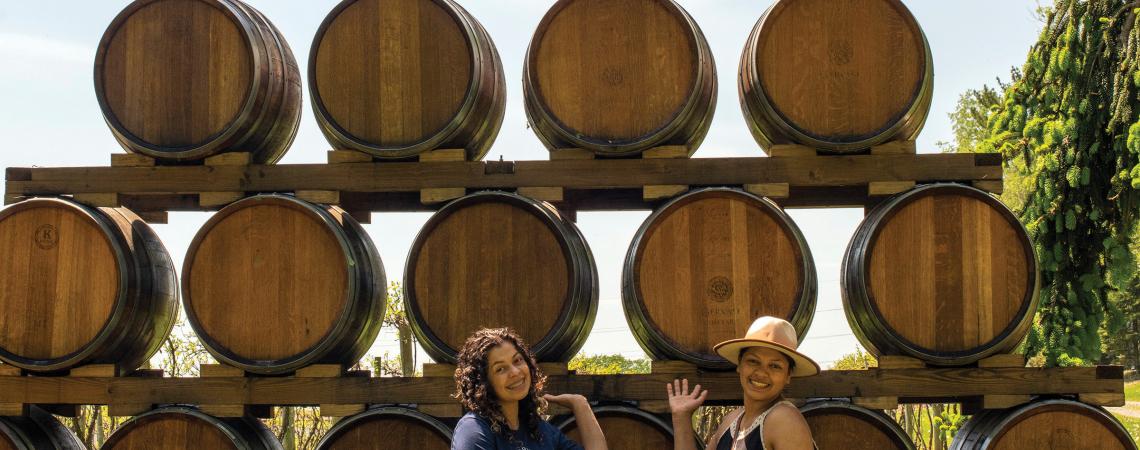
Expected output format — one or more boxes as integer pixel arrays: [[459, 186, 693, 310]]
[[0, 367, 1118, 407], [111, 154, 156, 167], [327, 150, 373, 164], [744, 183, 790, 199]]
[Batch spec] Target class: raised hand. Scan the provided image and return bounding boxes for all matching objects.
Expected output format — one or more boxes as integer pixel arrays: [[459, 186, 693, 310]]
[[543, 393, 589, 410], [666, 378, 707, 416]]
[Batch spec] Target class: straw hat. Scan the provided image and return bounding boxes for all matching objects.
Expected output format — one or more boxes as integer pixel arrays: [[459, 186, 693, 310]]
[[713, 316, 820, 377]]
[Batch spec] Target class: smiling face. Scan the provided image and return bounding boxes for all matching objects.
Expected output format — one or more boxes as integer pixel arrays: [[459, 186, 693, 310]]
[[737, 346, 793, 405], [487, 342, 533, 405]]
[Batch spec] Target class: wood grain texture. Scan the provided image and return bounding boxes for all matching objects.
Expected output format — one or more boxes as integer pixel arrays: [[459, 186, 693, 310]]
[[411, 202, 567, 353], [0, 407, 85, 450], [183, 195, 385, 373], [319, 413, 451, 450], [525, 0, 715, 155], [100, 0, 250, 147], [103, 414, 239, 450], [311, 0, 504, 160], [626, 189, 814, 368], [0, 202, 118, 360], [740, 0, 931, 152], [96, 0, 301, 163], [559, 407, 674, 450], [867, 191, 1031, 352], [803, 402, 910, 450]]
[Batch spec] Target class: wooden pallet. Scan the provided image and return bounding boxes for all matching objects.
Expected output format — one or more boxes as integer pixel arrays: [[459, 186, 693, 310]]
[[4, 152, 1003, 215]]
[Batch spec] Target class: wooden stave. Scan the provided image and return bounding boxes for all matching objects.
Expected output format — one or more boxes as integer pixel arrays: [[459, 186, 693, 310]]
[[552, 405, 698, 449], [840, 184, 1040, 366], [0, 407, 86, 450], [403, 191, 598, 364], [308, 0, 506, 161], [100, 406, 282, 450], [315, 406, 453, 449], [800, 399, 915, 450], [621, 187, 817, 370], [737, 0, 934, 153], [0, 198, 178, 373], [949, 399, 1137, 450], [522, 0, 717, 156], [180, 194, 386, 375], [94, 0, 301, 164]]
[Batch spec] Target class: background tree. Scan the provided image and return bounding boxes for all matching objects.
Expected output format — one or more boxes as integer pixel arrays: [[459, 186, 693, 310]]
[[979, 0, 1140, 366]]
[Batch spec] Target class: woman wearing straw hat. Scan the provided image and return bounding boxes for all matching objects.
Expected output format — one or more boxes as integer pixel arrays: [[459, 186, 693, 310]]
[[666, 316, 820, 450]]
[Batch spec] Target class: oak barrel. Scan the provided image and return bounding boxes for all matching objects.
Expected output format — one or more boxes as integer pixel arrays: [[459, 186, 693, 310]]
[[623, 188, 816, 369], [950, 399, 1135, 450], [0, 198, 177, 373], [555, 405, 695, 449], [405, 191, 598, 363], [101, 406, 281, 450], [739, 0, 933, 152], [316, 406, 452, 450], [842, 184, 1040, 366], [0, 407, 85, 450], [801, 400, 914, 450], [182, 195, 386, 374], [524, 0, 717, 156], [310, 0, 506, 160], [95, 0, 302, 164]]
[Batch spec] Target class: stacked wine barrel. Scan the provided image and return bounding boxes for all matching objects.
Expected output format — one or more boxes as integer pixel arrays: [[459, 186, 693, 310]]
[[0, 0, 1131, 448]]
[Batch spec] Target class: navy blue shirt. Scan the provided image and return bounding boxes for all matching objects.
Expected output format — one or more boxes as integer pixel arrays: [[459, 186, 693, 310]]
[[451, 412, 584, 450]]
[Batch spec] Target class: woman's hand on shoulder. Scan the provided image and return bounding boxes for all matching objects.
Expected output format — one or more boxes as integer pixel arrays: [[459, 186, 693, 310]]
[[666, 379, 707, 417], [763, 404, 814, 450]]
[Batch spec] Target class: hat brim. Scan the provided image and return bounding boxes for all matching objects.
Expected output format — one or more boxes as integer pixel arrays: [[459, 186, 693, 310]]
[[714, 339, 820, 377]]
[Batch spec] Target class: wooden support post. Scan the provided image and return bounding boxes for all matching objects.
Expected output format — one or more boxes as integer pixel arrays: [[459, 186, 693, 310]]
[[549, 148, 595, 161], [295, 364, 348, 378], [977, 354, 1026, 369], [0, 364, 22, 377], [642, 145, 691, 159], [972, 180, 1004, 194], [853, 397, 898, 410], [418, 149, 466, 162], [868, 181, 915, 197], [296, 190, 341, 205], [420, 149, 467, 204], [205, 152, 252, 166], [0, 404, 26, 417], [422, 364, 456, 378], [870, 141, 917, 155], [69, 364, 122, 378], [876, 356, 924, 370], [327, 150, 374, 164], [110, 154, 157, 167], [643, 185, 688, 201], [744, 183, 790, 199], [199, 192, 245, 208], [650, 360, 699, 375], [73, 193, 120, 207], [320, 404, 367, 418], [517, 187, 564, 203], [768, 145, 817, 158], [982, 394, 1031, 409], [136, 211, 169, 224], [1078, 393, 1125, 407], [199, 364, 246, 378], [417, 403, 464, 417]]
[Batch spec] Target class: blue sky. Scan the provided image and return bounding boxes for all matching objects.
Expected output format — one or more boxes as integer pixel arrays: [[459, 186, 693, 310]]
[[0, 1, 1045, 369]]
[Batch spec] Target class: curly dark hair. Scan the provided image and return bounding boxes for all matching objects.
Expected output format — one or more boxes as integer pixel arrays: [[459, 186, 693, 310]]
[[454, 328, 548, 442]]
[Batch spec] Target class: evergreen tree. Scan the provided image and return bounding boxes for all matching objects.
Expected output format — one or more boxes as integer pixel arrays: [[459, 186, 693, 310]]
[[983, 0, 1140, 366]]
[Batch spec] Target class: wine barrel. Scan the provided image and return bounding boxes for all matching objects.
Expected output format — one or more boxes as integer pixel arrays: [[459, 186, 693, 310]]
[[317, 407, 452, 450], [310, 0, 505, 160], [623, 188, 816, 370], [0, 198, 177, 373], [0, 407, 85, 450], [801, 400, 914, 450], [95, 0, 301, 164], [405, 191, 597, 363], [842, 184, 1040, 366], [555, 405, 697, 449], [101, 406, 281, 450], [524, 0, 717, 156], [182, 195, 385, 374], [739, 0, 933, 153], [951, 399, 1135, 450]]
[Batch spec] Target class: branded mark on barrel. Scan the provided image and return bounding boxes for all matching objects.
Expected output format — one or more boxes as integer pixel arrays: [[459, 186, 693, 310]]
[[708, 276, 733, 302], [602, 67, 624, 86], [35, 224, 58, 250]]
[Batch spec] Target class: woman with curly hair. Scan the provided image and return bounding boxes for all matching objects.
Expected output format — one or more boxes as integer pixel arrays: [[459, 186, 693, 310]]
[[451, 328, 607, 450]]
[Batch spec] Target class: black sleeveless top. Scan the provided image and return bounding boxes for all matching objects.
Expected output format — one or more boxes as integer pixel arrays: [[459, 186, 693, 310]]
[[716, 425, 762, 450]]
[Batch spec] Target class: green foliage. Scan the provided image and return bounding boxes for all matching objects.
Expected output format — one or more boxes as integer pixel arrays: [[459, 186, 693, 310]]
[[982, 0, 1140, 366], [567, 353, 650, 375], [828, 347, 877, 370]]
